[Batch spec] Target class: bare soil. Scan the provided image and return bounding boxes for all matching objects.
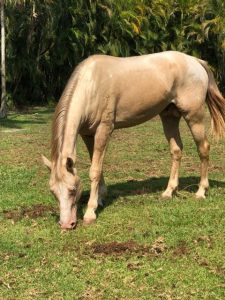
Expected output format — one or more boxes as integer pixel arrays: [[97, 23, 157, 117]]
[[92, 241, 150, 256], [2, 204, 57, 221]]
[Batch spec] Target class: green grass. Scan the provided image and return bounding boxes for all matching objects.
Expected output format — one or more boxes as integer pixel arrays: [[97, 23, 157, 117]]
[[0, 108, 225, 299]]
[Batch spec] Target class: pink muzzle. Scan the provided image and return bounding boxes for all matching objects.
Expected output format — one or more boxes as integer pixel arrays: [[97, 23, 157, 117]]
[[59, 221, 76, 230]]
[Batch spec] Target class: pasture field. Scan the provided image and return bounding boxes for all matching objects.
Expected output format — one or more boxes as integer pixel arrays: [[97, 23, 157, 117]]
[[0, 108, 225, 299]]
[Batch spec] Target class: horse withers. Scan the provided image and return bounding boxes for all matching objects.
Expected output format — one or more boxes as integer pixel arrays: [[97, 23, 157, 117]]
[[42, 51, 225, 229]]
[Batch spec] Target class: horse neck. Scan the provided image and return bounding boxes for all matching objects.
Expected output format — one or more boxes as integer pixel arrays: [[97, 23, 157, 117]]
[[52, 59, 93, 165], [61, 122, 79, 162], [60, 88, 85, 161]]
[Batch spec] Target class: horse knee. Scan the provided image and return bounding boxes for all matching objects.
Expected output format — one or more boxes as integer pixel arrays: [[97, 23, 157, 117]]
[[89, 168, 101, 182], [198, 140, 210, 159], [171, 147, 182, 161]]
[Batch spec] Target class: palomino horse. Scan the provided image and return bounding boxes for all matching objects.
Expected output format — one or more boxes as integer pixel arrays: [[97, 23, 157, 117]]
[[42, 51, 225, 229]]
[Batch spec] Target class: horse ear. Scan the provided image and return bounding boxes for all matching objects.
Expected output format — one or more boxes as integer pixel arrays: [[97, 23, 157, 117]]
[[42, 155, 52, 171], [66, 157, 75, 174]]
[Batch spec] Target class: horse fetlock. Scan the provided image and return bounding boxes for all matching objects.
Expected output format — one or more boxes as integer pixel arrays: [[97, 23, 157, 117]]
[[196, 183, 208, 199], [162, 184, 178, 199], [199, 179, 209, 189]]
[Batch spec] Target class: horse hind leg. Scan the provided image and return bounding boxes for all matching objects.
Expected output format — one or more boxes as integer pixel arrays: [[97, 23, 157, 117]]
[[183, 106, 210, 199], [160, 106, 183, 198]]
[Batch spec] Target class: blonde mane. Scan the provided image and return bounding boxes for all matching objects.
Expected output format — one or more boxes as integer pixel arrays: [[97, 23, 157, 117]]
[[51, 64, 82, 162]]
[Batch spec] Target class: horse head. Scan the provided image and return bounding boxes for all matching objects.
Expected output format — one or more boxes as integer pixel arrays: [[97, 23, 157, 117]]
[[42, 155, 82, 229]]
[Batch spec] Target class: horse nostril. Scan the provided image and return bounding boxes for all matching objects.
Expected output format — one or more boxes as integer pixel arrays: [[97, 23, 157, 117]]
[[59, 221, 76, 230], [70, 222, 76, 228]]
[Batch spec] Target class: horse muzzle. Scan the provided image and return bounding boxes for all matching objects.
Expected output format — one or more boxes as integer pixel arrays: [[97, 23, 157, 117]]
[[59, 220, 77, 230]]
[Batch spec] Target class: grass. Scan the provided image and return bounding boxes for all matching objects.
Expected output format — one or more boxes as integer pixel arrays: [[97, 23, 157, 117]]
[[0, 107, 225, 299]]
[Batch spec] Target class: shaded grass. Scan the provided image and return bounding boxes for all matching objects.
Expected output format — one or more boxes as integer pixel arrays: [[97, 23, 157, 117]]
[[0, 108, 225, 299]]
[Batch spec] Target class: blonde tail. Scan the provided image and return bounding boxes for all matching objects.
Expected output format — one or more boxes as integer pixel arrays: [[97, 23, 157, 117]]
[[198, 59, 225, 139]]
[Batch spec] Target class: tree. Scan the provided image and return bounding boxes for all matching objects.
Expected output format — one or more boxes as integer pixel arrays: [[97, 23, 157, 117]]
[[1, 0, 224, 108], [0, 0, 6, 118]]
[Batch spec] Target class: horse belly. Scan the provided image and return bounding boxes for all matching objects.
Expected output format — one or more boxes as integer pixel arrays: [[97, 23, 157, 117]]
[[114, 86, 172, 128]]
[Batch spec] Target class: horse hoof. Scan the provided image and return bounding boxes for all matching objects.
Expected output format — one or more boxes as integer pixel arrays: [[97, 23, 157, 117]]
[[83, 217, 96, 225], [195, 193, 206, 200], [161, 192, 172, 199]]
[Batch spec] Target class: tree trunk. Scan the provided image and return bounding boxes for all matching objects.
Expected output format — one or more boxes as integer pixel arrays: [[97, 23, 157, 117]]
[[0, 0, 7, 118]]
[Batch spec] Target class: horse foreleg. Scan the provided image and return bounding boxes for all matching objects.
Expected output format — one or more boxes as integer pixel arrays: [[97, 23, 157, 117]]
[[83, 123, 113, 224], [81, 135, 107, 206], [160, 114, 183, 198]]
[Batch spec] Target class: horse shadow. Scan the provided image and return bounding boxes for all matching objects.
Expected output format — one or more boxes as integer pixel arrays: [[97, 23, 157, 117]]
[[77, 176, 225, 220], [0, 109, 54, 129]]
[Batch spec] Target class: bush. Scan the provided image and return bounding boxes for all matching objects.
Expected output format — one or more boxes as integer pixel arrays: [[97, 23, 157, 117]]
[[5, 0, 225, 106]]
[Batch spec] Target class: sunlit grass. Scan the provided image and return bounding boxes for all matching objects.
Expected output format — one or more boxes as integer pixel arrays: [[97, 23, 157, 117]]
[[0, 108, 225, 299]]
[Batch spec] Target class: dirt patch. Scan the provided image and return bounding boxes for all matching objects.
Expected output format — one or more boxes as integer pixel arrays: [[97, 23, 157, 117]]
[[2, 204, 57, 222], [91, 237, 167, 256], [127, 261, 143, 271], [92, 241, 145, 255], [151, 236, 167, 254], [194, 235, 213, 249], [195, 256, 225, 276], [172, 241, 190, 257]]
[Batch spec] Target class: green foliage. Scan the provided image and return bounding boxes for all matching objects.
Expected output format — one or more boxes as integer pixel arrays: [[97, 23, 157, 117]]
[[4, 0, 225, 106]]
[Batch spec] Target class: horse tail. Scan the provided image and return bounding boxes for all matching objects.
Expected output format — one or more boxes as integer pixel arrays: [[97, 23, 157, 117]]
[[198, 59, 225, 139]]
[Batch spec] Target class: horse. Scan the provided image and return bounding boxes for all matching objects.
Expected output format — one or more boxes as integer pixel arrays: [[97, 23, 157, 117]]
[[42, 51, 225, 229]]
